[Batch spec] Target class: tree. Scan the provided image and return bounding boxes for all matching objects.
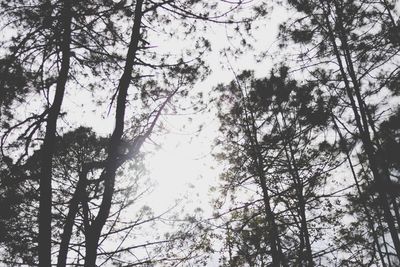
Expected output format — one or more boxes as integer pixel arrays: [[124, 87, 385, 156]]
[[1, 0, 138, 264], [0, 152, 39, 265], [0, 127, 107, 264], [214, 70, 285, 266], [278, 0, 400, 264], [212, 67, 341, 266], [1, 0, 259, 265]]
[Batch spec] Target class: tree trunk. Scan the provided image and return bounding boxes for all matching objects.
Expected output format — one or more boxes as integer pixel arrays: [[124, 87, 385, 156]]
[[332, 115, 387, 267], [322, 1, 400, 259], [286, 150, 313, 267], [39, 1, 73, 265], [277, 110, 313, 267], [84, 1, 144, 266], [57, 162, 104, 267], [259, 178, 284, 266], [333, 2, 400, 257], [57, 180, 84, 267], [243, 101, 286, 266]]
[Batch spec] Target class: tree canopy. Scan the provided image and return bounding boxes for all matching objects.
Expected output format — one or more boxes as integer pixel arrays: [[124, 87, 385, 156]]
[[0, 0, 399, 266]]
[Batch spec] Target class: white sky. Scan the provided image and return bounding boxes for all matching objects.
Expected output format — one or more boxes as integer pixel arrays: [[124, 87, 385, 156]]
[[6, 1, 396, 265], [59, 3, 288, 218], [142, 5, 288, 217], [90, 6, 289, 265], [2, 3, 288, 265], [3, 1, 400, 266]]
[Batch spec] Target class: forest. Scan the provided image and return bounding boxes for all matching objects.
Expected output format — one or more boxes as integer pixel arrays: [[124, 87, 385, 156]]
[[0, 0, 400, 266]]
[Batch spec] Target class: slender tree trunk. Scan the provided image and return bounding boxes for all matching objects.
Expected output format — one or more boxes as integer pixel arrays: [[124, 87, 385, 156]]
[[39, 1, 72, 265], [288, 155, 313, 267], [57, 181, 84, 267], [332, 115, 387, 267], [292, 213, 305, 267], [333, 3, 400, 257], [277, 111, 313, 267], [57, 162, 104, 267], [321, 2, 400, 258], [259, 172, 285, 267], [243, 101, 286, 266], [380, 214, 393, 267], [84, 1, 144, 266], [380, 0, 397, 28], [363, 102, 400, 231]]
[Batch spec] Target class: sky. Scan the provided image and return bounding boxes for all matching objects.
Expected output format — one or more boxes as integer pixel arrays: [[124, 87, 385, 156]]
[[72, 4, 290, 264], [56, 2, 289, 218], [2, 2, 290, 265], [5, 1, 399, 265], [140, 4, 289, 217]]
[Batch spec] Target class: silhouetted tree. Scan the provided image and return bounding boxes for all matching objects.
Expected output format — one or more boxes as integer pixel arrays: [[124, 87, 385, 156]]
[[212, 67, 341, 266], [278, 0, 400, 264], [1, 0, 258, 265]]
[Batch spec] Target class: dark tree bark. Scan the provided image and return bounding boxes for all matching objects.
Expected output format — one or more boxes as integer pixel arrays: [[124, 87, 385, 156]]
[[83, 0, 144, 265], [321, 2, 400, 258], [38, 0, 73, 265], [283, 140, 313, 267], [57, 161, 104, 267], [244, 101, 286, 267], [332, 114, 387, 267], [275, 106, 314, 267]]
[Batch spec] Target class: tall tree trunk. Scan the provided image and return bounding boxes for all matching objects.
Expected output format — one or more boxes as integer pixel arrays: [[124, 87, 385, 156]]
[[84, 1, 144, 265], [57, 162, 104, 267], [39, 1, 73, 265], [333, 2, 400, 257], [57, 179, 85, 267], [257, 164, 285, 267], [321, 2, 400, 258], [285, 146, 313, 267], [243, 100, 286, 266], [363, 104, 400, 232], [277, 110, 313, 267], [332, 115, 387, 267]]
